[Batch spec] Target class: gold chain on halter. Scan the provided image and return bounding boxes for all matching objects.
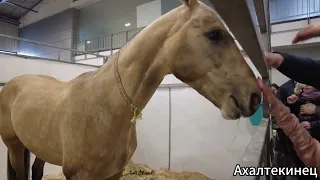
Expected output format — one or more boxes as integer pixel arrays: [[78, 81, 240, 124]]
[[114, 50, 142, 123]]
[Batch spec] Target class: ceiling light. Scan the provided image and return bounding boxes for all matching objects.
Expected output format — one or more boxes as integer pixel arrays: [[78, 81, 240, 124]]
[[86, 41, 91, 44]]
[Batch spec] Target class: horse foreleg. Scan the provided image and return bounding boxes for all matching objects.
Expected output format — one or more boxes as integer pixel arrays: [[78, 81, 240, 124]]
[[31, 157, 45, 180], [7, 142, 30, 180], [64, 171, 95, 180], [63, 170, 123, 180], [106, 171, 123, 180]]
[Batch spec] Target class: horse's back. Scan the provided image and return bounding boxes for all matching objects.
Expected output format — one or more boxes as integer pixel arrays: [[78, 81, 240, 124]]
[[0, 74, 63, 105]]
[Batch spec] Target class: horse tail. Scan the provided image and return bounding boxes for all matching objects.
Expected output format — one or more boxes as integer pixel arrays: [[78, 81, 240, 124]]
[[7, 148, 31, 180]]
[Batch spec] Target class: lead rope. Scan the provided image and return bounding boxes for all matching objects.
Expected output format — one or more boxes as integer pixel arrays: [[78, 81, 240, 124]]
[[114, 50, 143, 123]]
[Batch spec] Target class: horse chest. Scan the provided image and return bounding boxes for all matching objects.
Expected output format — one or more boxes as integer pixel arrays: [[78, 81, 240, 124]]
[[77, 125, 137, 176], [103, 124, 137, 165]]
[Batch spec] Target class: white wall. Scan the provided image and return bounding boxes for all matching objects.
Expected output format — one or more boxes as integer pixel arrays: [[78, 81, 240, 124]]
[[76, 58, 104, 66], [271, 68, 290, 86], [170, 87, 257, 180], [132, 88, 170, 169], [137, 0, 162, 28], [19, 0, 71, 28], [0, 53, 97, 83]]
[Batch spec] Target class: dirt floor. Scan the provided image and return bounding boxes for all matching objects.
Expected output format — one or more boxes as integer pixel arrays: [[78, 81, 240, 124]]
[[42, 161, 213, 180]]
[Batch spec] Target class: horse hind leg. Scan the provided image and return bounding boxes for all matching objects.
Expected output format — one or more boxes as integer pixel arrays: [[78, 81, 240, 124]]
[[7, 142, 30, 180], [7, 151, 16, 180], [31, 157, 45, 180]]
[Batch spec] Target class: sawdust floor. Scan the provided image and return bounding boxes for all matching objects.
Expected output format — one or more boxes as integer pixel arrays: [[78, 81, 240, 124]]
[[42, 161, 213, 180]]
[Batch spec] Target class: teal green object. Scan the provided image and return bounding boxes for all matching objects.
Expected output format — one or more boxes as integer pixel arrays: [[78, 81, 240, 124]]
[[249, 104, 263, 126]]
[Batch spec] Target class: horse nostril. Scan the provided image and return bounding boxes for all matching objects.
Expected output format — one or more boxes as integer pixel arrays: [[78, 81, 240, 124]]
[[250, 93, 261, 112], [231, 95, 240, 109]]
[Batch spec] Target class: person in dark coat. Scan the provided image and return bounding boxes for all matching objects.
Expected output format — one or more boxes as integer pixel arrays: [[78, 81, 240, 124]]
[[277, 80, 296, 105], [272, 83, 280, 96]]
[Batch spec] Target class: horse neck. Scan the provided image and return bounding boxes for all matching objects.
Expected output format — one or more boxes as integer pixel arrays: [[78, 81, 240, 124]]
[[98, 15, 179, 109]]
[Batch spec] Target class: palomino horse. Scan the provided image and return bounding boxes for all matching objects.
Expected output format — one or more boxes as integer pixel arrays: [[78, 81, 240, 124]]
[[0, 0, 261, 179]]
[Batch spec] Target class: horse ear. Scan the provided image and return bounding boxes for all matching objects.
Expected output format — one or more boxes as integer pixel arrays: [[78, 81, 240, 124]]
[[180, 0, 199, 7]]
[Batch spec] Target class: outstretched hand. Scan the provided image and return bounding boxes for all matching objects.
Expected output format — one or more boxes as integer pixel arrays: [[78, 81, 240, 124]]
[[292, 24, 320, 44], [265, 52, 284, 69], [287, 94, 298, 104], [257, 78, 292, 129], [257, 78, 278, 107], [258, 79, 320, 171]]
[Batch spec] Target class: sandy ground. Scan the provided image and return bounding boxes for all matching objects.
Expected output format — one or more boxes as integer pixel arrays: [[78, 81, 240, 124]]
[[42, 161, 213, 180]]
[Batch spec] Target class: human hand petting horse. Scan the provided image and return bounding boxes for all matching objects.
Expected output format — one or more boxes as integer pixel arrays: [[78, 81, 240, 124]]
[[0, 0, 261, 180]]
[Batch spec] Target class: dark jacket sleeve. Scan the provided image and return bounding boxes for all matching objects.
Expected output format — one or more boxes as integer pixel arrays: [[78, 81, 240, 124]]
[[311, 120, 320, 130], [276, 86, 287, 104], [310, 106, 320, 130], [276, 52, 320, 90], [315, 106, 320, 119]]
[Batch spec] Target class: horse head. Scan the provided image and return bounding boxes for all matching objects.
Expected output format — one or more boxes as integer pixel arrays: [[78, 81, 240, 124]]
[[164, 0, 261, 119]]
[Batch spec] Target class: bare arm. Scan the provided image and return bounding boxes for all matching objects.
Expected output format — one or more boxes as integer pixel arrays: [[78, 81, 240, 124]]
[[258, 79, 320, 175]]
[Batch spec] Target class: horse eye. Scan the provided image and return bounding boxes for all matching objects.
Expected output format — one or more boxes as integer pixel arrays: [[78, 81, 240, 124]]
[[206, 30, 223, 42]]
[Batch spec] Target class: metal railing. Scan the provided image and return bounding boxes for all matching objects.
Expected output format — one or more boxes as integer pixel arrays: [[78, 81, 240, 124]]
[[74, 27, 145, 53], [0, 33, 108, 64], [270, 0, 320, 24]]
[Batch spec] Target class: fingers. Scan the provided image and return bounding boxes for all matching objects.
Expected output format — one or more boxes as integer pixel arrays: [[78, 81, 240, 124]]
[[257, 78, 291, 119], [287, 96, 297, 104], [292, 33, 307, 44], [292, 26, 310, 44], [257, 78, 278, 105], [301, 121, 311, 129], [292, 25, 319, 44], [265, 53, 284, 68]]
